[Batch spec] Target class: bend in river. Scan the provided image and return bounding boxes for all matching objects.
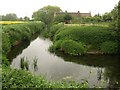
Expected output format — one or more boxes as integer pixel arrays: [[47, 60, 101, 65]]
[[8, 36, 120, 88]]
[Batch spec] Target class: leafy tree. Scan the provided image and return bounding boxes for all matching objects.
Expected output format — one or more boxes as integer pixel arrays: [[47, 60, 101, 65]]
[[53, 14, 64, 24], [32, 5, 62, 27], [117, 1, 120, 53], [111, 5, 118, 21], [24, 16, 30, 21], [2, 13, 18, 21], [102, 13, 112, 22], [110, 1, 120, 54], [93, 14, 102, 22], [64, 14, 72, 24], [19, 17, 23, 21]]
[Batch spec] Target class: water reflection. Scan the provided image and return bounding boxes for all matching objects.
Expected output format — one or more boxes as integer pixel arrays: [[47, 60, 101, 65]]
[[8, 36, 120, 88], [7, 40, 30, 61], [7, 33, 39, 61]]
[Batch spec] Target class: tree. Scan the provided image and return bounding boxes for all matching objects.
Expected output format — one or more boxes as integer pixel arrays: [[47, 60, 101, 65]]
[[102, 13, 112, 22], [32, 5, 62, 27], [64, 14, 72, 24], [111, 5, 118, 21], [24, 16, 30, 21], [93, 14, 102, 22], [2, 13, 18, 21], [117, 1, 120, 54], [53, 14, 64, 24], [110, 1, 120, 54], [19, 17, 23, 21]]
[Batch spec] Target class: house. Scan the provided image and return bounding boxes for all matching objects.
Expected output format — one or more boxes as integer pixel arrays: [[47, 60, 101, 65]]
[[54, 11, 91, 17], [54, 11, 91, 23]]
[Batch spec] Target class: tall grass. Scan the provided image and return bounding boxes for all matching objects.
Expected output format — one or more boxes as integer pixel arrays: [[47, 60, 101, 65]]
[[20, 57, 29, 70]]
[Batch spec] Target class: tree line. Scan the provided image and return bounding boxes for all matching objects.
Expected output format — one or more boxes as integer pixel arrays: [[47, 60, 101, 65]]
[[0, 13, 30, 21], [0, 2, 119, 26]]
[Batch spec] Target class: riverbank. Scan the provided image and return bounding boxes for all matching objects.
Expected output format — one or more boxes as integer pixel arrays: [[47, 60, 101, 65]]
[[46, 23, 118, 56]]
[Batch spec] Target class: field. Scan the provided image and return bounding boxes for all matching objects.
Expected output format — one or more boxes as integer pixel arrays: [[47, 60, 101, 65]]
[[0, 21, 27, 25]]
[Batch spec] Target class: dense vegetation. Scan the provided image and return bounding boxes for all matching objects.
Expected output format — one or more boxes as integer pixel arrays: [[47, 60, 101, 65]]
[[2, 67, 88, 88], [1, 1, 119, 89], [2, 22, 88, 88], [49, 25, 118, 55], [2, 22, 45, 54]]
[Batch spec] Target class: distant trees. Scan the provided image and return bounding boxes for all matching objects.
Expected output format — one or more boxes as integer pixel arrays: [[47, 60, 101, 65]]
[[54, 13, 72, 24], [53, 14, 64, 24], [1, 13, 18, 21], [102, 13, 112, 22], [32, 5, 62, 26], [24, 16, 30, 21]]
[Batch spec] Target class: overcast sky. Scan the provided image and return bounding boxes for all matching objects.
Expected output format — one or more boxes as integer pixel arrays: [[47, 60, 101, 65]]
[[0, 0, 119, 18]]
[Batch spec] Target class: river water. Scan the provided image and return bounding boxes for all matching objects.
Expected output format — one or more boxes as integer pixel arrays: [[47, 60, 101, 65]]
[[8, 36, 120, 88]]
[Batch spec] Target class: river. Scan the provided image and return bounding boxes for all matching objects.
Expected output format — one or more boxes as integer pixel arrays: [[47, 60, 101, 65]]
[[8, 36, 120, 88]]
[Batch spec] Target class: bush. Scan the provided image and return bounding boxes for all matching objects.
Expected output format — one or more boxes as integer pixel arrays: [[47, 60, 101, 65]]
[[2, 22, 45, 54], [100, 41, 118, 54], [2, 67, 88, 88], [2, 67, 48, 88], [2, 55, 10, 66], [54, 26, 117, 50], [61, 40, 87, 55], [50, 39, 87, 56], [2, 32, 11, 54], [49, 23, 64, 40], [49, 40, 63, 52]]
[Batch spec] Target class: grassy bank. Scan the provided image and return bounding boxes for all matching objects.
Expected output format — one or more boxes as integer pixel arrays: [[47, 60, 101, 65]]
[[2, 22, 45, 54], [48, 24, 118, 55]]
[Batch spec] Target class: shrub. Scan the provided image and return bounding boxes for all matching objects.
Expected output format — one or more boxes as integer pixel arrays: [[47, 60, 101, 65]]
[[2, 22, 45, 54], [2, 67, 48, 88], [50, 39, 87, 56], [54, 26, 117, 50], [2, 55, 10, 66], [49, 40, 63, 52], [49, 23, 64, 40], [61, 40, 87, 55], [2, 32, 11, 54], [100, 41, 118, 54], [2, 67, 88, 88]]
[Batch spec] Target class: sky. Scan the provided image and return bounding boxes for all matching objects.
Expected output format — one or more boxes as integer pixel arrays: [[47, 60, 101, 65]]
[[0, 0, 119, 18]]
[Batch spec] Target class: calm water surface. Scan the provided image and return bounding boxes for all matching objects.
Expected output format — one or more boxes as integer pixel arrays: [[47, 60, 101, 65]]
[[8, 36, 120, 88]]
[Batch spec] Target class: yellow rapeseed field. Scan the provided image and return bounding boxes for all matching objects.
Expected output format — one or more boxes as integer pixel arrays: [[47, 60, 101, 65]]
[[0, 21, 26, 25]]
